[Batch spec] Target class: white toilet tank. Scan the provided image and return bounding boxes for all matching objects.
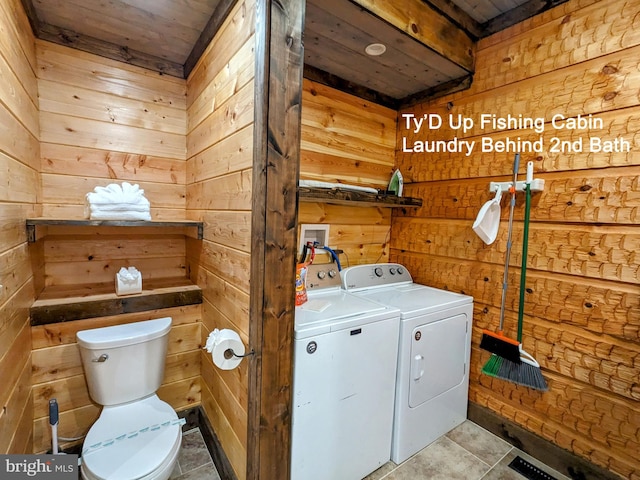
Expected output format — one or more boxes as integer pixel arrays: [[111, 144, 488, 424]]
[[77, 317, 172, 406]]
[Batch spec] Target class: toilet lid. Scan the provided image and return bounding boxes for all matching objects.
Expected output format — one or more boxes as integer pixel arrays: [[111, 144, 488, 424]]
[[82, 396, 182, 480]]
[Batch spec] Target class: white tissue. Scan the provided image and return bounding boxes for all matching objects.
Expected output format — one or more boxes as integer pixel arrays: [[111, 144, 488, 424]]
[[115, 266, 142, 295], [204, 328, 245, 370]]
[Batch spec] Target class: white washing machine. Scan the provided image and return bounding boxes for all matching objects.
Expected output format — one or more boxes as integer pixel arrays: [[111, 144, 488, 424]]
[[341, 263, 473, 464], [291, 264, 401, 480]]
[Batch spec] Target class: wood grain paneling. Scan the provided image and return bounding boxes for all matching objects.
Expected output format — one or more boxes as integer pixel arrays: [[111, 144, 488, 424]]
[[37, 40, 186, 107], [186, 1, 255, 478], [394, 0, 640, 476], [0, 0, 38, 455], [299, 80, 397, 267], [36, 38, 187, 224], [0, 359, 32, 453], [41, 144, 185, 185], [187, 0, 256, 107], [247, 1, 303, 478]]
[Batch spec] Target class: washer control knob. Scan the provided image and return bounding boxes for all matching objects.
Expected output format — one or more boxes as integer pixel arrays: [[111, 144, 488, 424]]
[[317, 270, 326, 279], [328, 269, 337, 278], [389, 267, 397, 275], [397, 267, 404, 275], [374, 267, 383, 277]]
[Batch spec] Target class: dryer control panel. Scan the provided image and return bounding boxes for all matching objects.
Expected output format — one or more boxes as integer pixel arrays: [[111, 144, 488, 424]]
[[341, 263, 413, 290]]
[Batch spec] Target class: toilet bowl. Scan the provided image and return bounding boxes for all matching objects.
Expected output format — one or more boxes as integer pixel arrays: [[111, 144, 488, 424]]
[[77, 318, 182, 480], [81, 395, 182, 480]]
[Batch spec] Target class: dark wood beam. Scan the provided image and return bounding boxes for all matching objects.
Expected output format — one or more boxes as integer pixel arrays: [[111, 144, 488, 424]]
[[37, 23, 184, 78], [248, 0, 304, 479], [18, 0, 40, 36], [399, 74, 473, 109], [351, 0, 475, 73], [482, 0, 571, 37], [184, 0, 238, 79], [303, 64, 400, 110], [421, 0, 483, 40]]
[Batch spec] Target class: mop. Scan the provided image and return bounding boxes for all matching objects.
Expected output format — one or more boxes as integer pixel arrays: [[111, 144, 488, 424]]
[[492, 162, 548, 391], [480, 154, 522, 366]]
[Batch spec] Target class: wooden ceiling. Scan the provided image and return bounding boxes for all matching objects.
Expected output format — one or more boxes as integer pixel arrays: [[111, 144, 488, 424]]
[[21, 0, 569, 107]]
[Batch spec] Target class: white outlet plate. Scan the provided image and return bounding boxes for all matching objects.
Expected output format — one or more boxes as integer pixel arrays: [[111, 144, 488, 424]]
[[299, 224, 330, 256]]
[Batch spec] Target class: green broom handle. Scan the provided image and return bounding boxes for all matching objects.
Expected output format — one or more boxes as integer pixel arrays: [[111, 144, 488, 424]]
[[517, 161, 533, 343]]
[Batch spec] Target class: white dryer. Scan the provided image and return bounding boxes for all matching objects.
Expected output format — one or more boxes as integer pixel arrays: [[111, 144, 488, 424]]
[[341, 263, 473, 464], [291, 264, 401, 480]]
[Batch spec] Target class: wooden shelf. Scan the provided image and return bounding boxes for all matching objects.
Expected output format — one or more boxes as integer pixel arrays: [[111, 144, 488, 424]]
[[30, 277, 202, 325], [26, 218, 204, 243], [298, 187, 422, 208]]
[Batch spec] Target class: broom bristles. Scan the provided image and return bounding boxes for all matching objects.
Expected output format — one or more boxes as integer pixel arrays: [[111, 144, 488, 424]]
[[481, 354, 503, 377], [494, 357, 548, 391], [482, 345, 548, 391]]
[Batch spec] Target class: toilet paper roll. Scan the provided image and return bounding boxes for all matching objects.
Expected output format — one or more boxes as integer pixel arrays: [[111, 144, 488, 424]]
[[204, 328, 245, 370]]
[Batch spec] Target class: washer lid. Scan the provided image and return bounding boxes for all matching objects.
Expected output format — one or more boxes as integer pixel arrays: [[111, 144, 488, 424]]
[[295, 289, 397, 338], [82, 396, 181, 480], [357, 284, 472, 317]]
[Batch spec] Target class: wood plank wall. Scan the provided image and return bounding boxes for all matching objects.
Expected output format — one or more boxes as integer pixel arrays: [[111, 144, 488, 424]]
[[37, 40, 187, 220], [186, 1, 256, 478], [29, 42, 201, 452], [0, 0, 39, 455], [36, 40, 189, 288], [299, 79, 397, 265], [394, 0, 639, 477]]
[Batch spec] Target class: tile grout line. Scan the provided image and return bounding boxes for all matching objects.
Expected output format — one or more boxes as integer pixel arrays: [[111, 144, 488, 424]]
[[478, 447, 518, 480]]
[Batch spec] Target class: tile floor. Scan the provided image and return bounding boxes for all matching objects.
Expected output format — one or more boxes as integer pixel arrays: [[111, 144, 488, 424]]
[[365, 420, 570, 480], [170, 428, 221, 480], [170, 421, 569, 480]]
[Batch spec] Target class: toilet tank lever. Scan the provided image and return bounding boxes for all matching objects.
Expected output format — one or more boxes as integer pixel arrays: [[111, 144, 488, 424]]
[[92, 354, 109, 363]]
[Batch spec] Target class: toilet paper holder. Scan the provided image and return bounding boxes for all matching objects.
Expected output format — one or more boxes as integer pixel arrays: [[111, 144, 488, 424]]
[[204, 328, 254, 370], [224, 348, 255, 359]]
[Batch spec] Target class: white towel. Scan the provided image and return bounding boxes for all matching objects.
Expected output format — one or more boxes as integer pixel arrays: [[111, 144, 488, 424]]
[[88, 208, 152, 221], [86, 182, 148, 205], [87, 204, 150, 213], [85, 182, 151, 220], [299, 179, 379, 194]]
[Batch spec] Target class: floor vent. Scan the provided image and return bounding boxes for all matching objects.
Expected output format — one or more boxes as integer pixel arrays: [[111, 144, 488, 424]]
[[508, 455, 559, 480]]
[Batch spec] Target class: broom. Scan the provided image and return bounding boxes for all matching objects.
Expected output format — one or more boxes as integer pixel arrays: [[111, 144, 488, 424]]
[[480, 153, 522, 367], [491, 161, 548, 391]]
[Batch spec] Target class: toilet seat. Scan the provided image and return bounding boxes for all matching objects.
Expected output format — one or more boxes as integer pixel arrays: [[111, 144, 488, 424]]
[[81, 395, 182, 480]]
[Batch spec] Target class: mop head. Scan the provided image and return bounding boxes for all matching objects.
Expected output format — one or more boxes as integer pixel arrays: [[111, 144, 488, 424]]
[[480, 330, 522, 364], [482, 348, 548, 391]]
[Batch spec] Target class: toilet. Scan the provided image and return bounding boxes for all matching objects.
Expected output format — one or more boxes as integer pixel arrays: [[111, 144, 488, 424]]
[[76, 317, 183, 480]]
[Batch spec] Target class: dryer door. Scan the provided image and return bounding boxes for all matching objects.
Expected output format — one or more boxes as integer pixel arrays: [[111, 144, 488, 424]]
[[409, 313, 469, 407]]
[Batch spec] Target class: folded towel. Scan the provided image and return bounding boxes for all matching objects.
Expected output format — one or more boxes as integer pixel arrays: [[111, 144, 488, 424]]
[[87, 203, 151, 213], [85, 182, 152, 220], [86, 182, 149, 206], [299, 179, 379, 194], [88, 209, 152, 221]]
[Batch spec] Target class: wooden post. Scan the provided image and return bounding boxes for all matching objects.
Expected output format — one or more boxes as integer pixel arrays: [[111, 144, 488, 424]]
[[248, 0, 304, 479]]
